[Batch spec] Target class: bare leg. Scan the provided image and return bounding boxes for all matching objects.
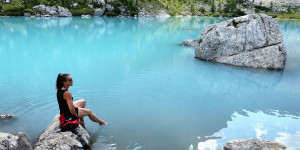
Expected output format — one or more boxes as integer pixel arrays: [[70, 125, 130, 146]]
[[74, 99, 86, 128], [78, 107, 107, 126]]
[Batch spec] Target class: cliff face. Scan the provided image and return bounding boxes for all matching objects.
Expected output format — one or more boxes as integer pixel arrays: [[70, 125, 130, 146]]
[[249, 0, 300, 7]]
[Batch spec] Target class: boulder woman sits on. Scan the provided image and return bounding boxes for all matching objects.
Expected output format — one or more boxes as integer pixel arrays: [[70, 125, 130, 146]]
[[56, 73, 107, 131]]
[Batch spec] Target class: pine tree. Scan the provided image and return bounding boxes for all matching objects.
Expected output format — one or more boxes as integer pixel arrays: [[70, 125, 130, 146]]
[[211, 0, 215, 12]]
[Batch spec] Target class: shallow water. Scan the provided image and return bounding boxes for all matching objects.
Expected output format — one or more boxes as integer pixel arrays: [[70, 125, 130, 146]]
[[0, 17, 299, 150]]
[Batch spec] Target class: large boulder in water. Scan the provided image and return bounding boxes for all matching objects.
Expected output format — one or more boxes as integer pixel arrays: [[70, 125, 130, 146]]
[[195, 14, 286, 69], [0, 132, 33, 150], [34, 114, 89, 150], [223, 139, 286, 150]]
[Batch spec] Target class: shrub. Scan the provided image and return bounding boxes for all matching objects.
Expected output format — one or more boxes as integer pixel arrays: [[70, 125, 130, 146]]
[[24, 9, 34, 15], [168, 11, 176, 16], [105, 11, 118, 16], [199, 7, 206, 13], [3, 6, 24, 16], [212, 12, 219, 17], [69, 8, 94, 16], [254, 5, 271, 12], [233, 8, 245, 17], [268, 13, 278, 18]]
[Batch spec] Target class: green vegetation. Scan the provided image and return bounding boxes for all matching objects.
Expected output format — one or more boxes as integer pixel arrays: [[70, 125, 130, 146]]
[[69, 8, 94, 16], [277, 13, 300, 19], [0, 0, 299, 18]]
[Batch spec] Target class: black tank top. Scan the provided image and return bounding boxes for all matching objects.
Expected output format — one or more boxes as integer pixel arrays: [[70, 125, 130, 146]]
[[57, 89, 75, 119]]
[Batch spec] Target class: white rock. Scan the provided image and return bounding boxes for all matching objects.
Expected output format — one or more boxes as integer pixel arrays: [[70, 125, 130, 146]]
[[194, 14, 286, 69], [0, 132, 32, 150], [95, 8, 105, 17], [24, 13, 30, 17], [223, 139, 286, 150], [58, 6, 72, 17], [106, 4, 114, 12], [34, 114, 89, 150], [73, 3, 78, 8]]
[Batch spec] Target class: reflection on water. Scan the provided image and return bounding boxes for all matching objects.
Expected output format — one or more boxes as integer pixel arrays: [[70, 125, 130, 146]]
[[0, 17, 299, 150], [197, 110, 300, 150]]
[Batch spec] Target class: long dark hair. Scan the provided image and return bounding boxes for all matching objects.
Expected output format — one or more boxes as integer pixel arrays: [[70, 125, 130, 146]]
[[56, 73, 70, 90]]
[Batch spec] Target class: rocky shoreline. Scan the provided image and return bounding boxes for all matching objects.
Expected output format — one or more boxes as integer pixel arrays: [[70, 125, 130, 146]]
[[0, 114, 288, 150], [1, 114, 89, 150], [1, 0, 300, 19]]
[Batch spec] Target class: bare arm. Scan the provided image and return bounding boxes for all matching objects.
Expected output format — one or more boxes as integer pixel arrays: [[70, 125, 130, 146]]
[[63, 91, 77, 117]]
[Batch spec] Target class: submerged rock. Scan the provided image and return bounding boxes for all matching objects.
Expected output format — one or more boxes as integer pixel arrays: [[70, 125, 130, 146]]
[[0, 132, 32, 150], [34, 114, 89, 150], [194, 14, 286, 69], [223, 139, 286, 150], [0, 114, 15, 120], [81, 14, 91, 18], [180, 39, 200, 47]]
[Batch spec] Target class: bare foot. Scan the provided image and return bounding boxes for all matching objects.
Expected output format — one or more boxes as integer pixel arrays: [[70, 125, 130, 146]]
[[99, 120, 107, 126]]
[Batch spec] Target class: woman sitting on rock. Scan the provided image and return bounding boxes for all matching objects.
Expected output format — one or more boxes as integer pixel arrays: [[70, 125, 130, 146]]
[[56, 73, 107, 128]]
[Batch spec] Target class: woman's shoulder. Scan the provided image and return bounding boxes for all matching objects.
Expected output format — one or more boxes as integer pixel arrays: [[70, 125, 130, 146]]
[[63, 90, 72, 96]]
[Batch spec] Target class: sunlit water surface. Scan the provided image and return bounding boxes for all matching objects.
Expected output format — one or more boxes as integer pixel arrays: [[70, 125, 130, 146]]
[[0, 17, 300, 150]]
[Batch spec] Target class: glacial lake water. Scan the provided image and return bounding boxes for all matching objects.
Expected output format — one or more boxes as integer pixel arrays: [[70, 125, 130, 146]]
[[0, 17, 300, 150]]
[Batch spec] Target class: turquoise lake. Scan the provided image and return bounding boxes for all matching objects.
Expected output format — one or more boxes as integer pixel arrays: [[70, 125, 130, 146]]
[[0, 17, 300, 150]]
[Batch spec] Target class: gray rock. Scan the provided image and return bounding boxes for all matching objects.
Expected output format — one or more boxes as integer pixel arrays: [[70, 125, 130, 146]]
[[138, 9, 154, 18], [249, 0, 300, 8], [50, 6, 57, 12], [216, 44, 286, 69], [156, 10, 170, 17], [106, 4, 114, 12], [0, 132, 32, 150], [34, 114, 89, 150], [88, 4, 93, 9], [0, 114, 15, 120], [93, 0, 105, 5], [180, 39, 200, 47], [81, 14, 91, 18], [118, 6, 127, 14], [24, 13, 30, 17], [73, 3, 78, 8], [223, 139, 286, 150], [195, 14, 286, 69], [148, 4, 153, 9], [58, 6, 72, 17], [32, 5, 46, 12], [17, 132, 33, 150], [45, 6, 51, 13], [0, 132, 19, 150], [32, 5, 61, 17], [95, 8, 105, 17], [49, 10, 58, 16]]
